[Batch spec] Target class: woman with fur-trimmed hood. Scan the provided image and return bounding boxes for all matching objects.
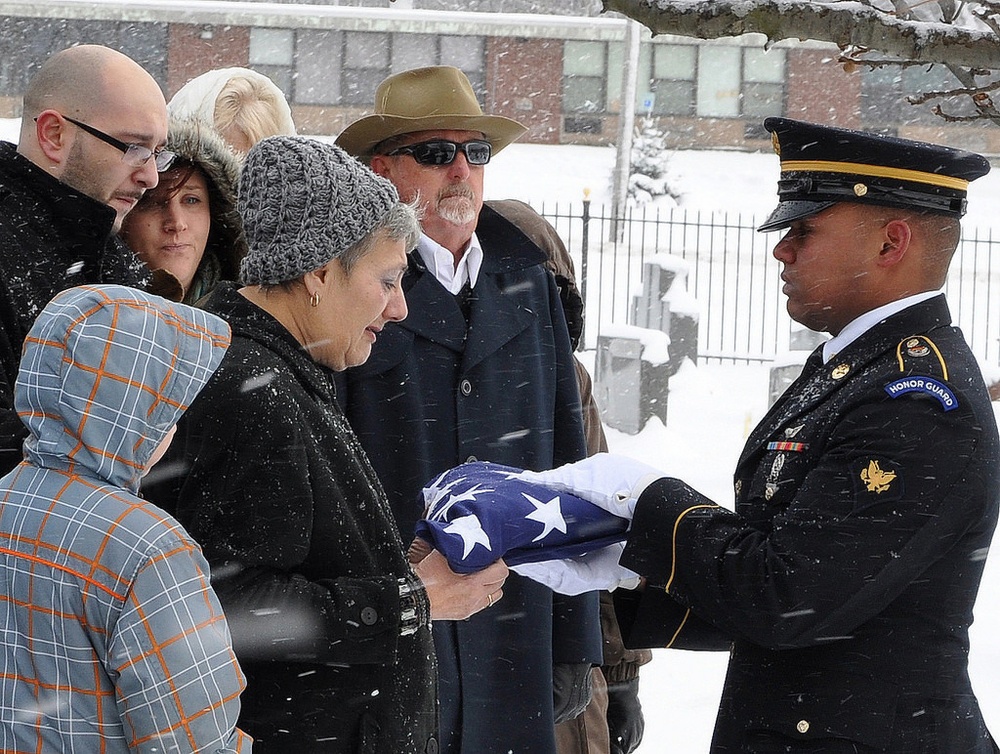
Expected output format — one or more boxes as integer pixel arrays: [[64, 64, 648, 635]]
[[121, 118, 247, 304]]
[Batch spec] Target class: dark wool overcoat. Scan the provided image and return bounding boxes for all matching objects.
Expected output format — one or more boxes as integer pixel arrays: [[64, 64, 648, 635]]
[[335, 204, 602, 754], [0, 141, 148, 474], [615, 295, 1000, 753], [143, 284, 438, 754]]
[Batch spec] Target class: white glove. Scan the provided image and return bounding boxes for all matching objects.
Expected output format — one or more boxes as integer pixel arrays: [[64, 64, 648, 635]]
[[517, 453, 664, 520], [511, 543, 641, 596]]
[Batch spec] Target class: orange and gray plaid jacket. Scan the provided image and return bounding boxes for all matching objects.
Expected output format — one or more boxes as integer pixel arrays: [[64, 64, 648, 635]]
[[0, 285, 250, 753]]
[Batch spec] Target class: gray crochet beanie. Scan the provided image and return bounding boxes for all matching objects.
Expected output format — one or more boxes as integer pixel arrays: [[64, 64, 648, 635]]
[[238, 136, 399, 285]]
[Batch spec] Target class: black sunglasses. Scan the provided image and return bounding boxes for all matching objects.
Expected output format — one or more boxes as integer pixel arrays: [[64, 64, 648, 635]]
[[386, 139, 492, 166], [59, 115, 176, 172]]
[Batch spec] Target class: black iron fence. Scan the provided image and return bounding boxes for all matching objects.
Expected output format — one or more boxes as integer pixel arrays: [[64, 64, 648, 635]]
[[536, 201, 1000, 367]]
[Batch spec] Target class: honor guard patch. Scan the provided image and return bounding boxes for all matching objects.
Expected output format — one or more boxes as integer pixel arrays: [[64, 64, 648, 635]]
[[884, 376, 958, 411]]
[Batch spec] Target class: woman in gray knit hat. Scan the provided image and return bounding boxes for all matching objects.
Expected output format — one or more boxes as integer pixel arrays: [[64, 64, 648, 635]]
[[142, 135, 508, 754], [120, 117, 247, 304]]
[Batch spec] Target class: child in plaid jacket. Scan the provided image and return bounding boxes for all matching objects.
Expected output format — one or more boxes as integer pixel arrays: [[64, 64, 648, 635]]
[[0, 284, 249, 753]]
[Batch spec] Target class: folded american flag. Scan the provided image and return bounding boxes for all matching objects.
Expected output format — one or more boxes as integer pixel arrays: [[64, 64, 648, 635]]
[[415, 461, 629, 573]]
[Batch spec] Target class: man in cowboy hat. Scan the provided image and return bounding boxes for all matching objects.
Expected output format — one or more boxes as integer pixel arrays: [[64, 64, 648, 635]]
[[335, 66, 603, 754]]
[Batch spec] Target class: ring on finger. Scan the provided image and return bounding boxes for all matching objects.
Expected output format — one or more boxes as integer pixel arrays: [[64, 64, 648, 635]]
[[487, 592, 494, 607]]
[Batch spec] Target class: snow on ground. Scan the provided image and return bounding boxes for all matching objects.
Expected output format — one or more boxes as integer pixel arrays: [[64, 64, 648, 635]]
[[3, 116, 999, 750]]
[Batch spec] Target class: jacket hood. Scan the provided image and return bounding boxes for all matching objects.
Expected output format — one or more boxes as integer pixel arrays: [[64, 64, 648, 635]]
[[15, 285, 231, 492], [166, 117, 248, 298]]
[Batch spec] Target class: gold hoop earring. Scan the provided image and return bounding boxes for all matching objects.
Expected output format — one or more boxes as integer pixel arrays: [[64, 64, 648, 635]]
[[310, 292, 321, 308]]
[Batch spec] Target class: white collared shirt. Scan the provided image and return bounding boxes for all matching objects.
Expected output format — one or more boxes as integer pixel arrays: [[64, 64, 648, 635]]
[[414, 232, 484, 295], [822, 290, 942, 364]]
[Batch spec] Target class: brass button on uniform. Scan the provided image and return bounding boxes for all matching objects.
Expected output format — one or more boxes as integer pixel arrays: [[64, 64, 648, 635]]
[[831, 363, 850, 379], [796, 719, 810, 734]]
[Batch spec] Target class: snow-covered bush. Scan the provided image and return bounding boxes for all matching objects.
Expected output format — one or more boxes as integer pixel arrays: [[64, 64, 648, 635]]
[[627, 118, 678, 204]]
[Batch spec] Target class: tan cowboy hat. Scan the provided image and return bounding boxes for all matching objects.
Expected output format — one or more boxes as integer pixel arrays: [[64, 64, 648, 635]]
[[336, 66, 528, 158]]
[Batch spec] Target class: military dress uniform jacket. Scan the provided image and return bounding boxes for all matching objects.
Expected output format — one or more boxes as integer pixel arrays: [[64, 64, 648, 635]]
[[0, 142, 149, 475], [336, 204, 602, 754], [615, 295, 1000, 753], [143, 284, 438, 754]]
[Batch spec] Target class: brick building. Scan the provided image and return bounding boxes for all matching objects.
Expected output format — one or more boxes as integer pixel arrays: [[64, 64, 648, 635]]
[[0, 0, 996, 154]]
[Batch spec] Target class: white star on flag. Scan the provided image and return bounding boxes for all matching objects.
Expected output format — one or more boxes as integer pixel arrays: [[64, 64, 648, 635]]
[[430, 482, 495, 522], [443, 514, 492, 559], [523, 493, 567, 542]]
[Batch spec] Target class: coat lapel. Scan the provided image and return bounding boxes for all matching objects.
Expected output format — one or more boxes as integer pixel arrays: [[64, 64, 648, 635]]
[[462, 272, 536, 371], [395, 205, 549, 366], [397, 255, 467, 353]]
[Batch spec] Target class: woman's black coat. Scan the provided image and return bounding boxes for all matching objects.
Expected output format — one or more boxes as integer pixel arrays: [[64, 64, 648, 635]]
[[144, 283, 437, 754]]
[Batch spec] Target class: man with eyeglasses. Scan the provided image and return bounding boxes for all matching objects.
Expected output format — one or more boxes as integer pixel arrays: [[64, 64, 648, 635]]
[[336, 66, 602, 754], [0, 44, 170, 475]]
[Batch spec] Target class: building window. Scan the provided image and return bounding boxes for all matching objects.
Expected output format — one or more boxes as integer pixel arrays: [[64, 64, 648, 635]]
[[741, 47, 785, 117], [649, 44, 696, 116], [901, 64, 977, 124], [250, 27, 294, 66], [342, 30, 390, 105], [440, 35, 485, 97], [392, 33, 437, 73], [696, 46, 740, 117], [563, 40, 606, 114], [249, 28, 294, 100], [297, 30, 342, 105], [293, 30, 485, 108]]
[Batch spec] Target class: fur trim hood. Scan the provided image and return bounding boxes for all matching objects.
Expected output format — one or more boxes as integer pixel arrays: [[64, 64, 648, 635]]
[[165, 118, 247, 302]]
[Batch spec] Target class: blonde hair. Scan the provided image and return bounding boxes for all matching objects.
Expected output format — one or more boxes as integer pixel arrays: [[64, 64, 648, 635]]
[[213, 75, 294, 153]]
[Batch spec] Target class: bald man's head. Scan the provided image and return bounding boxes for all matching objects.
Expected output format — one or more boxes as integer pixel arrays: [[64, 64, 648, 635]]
[[18, 45, 168, 231]]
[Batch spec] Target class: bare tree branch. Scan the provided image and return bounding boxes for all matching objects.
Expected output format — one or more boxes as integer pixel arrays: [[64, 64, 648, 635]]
[[602, 0, 1000, 70]]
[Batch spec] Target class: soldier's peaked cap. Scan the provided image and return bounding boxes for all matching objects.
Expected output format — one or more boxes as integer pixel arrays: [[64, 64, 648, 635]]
[[758, 117, 990, 232]]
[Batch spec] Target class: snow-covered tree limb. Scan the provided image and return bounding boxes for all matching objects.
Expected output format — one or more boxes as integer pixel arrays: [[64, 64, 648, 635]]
[[602, 0, 1000, 71]]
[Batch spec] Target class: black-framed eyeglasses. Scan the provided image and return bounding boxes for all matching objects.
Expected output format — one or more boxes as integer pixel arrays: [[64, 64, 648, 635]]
[[59, 115, 176, 172], [386, 139, 492, 166]]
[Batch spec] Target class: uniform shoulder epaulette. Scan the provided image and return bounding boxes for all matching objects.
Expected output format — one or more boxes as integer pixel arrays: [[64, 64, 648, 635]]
[[883, 335, 957, 411]]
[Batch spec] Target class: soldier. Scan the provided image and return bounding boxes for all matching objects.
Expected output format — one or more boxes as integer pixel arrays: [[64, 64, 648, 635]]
[[519, 117, 999, 752]]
